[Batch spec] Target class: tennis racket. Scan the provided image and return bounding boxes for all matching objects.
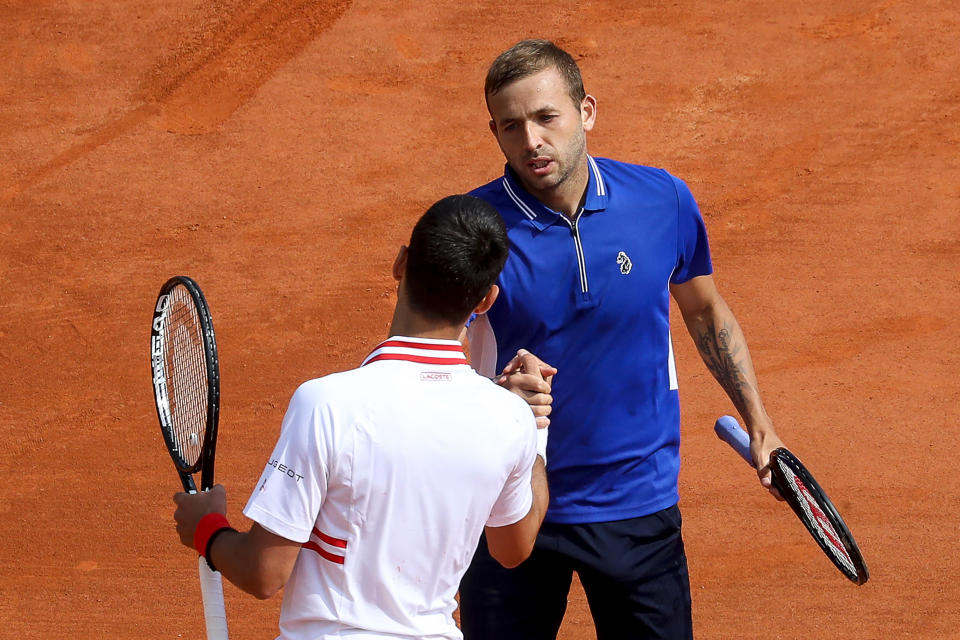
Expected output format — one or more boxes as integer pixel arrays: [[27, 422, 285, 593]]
[[150, 275, 229, 639], [714, 415, 869, 585]]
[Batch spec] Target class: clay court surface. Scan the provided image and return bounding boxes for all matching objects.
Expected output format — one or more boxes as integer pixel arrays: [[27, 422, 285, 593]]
[[2, 1, 958, 637]]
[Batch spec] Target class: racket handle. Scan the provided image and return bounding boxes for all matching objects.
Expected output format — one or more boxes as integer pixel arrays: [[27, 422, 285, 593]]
[[714, 415, 754, 468], [198, 554, 229, 640]]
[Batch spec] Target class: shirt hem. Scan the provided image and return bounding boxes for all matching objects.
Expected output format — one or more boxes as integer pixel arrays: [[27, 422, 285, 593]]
[[485, 490, 534, 528], [242, 503, 312, 544], [543, 495, 679, 525]]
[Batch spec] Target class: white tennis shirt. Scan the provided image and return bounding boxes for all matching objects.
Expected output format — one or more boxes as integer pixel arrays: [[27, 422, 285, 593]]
[[244, 336, 538, 640]]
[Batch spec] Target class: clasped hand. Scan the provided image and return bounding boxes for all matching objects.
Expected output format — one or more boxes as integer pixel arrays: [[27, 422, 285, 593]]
[[494, 349, 556, 429]]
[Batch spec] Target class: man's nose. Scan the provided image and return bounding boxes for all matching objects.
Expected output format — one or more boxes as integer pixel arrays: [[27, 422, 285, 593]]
[[521, 122, 543, 152]]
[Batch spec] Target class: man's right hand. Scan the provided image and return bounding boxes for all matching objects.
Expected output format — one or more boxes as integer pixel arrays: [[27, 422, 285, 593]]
[[495, 349, 556, 428]]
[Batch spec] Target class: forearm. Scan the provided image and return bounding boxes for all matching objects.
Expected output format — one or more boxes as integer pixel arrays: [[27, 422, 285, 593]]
[[528, 454, 549, 530], [485, 455, 549, 568], [684, 296, 771, 432], [206, 525, 299, 600], [174, 486, 301, 598], [506, 456, 549, 555], [673, 277, 785, 495]]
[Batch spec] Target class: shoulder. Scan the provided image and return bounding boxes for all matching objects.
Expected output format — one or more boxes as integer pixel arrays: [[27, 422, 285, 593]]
[[287, 366, 367, 410], [594, 156, 678, 188], [468, 176, 531, 229], [469, 175, 503, 199], [474, 377, 539, 437], [468, 176, 510, 211], [460, 368, 534, 412], [595, 157, 696, 207]]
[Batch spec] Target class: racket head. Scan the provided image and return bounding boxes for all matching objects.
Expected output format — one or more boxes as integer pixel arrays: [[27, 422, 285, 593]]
[[150, 276, 221, 491], [769, 448, 869, 585]]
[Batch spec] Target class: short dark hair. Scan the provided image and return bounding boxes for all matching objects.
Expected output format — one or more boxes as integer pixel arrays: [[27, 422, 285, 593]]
[[404, 195, 509, 324], [485, 39, 586, 107]]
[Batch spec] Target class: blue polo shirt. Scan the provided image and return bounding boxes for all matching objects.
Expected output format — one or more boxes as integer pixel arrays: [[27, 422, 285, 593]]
[[468, 156, 713, 524]]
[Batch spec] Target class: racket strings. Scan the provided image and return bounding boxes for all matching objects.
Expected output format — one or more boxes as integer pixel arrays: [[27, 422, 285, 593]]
[[161, 285, 209, 467], [775, 458, 856, 575]]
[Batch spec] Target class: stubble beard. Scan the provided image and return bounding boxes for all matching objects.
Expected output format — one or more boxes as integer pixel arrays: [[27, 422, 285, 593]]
[[517, 127, 589, 206], [539, 127, 588, 203]]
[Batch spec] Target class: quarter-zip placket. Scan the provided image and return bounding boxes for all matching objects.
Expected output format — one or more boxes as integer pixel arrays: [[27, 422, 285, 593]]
[[560, 207, 595, 308]]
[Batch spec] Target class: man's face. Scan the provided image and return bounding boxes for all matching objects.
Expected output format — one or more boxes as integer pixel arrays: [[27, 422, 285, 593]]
[[487, 66, 596, 206]]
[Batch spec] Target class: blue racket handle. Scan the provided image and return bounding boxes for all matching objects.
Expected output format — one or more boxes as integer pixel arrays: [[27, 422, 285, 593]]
[[714, 415, 754, 468]]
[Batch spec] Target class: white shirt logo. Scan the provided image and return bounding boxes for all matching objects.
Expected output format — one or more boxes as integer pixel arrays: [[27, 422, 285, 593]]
[[616, 251, 632, 275]]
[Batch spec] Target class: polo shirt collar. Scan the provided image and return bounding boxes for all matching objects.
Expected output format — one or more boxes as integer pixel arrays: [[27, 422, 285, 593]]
[[501, 155, 609, 228], [361, 336, 467, 366]]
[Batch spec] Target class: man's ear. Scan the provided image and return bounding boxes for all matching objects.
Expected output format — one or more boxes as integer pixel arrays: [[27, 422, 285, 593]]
[[581, 94, 597, 132], [392, 245, 408, 282], [488, 118, 498, 139], [473, 284, 500, 315]]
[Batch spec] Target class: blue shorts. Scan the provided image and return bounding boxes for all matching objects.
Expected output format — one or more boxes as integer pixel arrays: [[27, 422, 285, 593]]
[[458, 505, 693, 640]]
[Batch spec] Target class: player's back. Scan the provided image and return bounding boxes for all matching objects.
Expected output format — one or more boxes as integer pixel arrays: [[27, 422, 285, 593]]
[[264, 337, 537, 640]]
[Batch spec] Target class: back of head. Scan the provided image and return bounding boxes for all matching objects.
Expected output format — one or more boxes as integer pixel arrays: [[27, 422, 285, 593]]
[[485, 39, 586, 107], [404, 195, 509, 325]]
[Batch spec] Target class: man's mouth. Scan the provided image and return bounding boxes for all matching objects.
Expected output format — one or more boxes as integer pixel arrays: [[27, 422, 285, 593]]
[[529, 157, 553, 175]]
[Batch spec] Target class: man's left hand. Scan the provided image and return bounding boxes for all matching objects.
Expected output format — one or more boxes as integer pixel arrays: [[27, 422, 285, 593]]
[[173, 483, 228, 548]]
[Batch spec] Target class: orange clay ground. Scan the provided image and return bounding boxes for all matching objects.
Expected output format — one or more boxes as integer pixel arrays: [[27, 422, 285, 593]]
[[1, 1, 958, 638]]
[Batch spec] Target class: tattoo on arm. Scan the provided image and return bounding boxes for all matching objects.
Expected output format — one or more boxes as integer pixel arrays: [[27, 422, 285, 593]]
[[696, 321, 754, 408]]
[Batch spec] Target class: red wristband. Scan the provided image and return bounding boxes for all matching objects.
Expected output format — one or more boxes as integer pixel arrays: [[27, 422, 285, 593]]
[[194, 513, 231, 558]]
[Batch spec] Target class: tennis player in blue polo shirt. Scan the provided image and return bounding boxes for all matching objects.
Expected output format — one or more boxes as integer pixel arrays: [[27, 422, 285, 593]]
[[459, 40, 788, 640]]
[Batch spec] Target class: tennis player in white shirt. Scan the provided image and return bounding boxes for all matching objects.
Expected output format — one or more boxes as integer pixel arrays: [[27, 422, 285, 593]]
[[172, 194, 551, 639]]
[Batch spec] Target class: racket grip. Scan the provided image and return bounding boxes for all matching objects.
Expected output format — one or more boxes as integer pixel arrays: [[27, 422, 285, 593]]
[[714, 415, 754, 468], [198, 555, 229, 640]]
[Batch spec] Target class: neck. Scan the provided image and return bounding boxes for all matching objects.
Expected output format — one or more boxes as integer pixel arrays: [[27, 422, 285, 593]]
[[388, 303, 464, 342]]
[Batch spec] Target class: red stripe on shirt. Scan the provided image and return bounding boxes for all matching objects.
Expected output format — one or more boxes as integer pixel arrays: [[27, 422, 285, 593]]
[[364, 353, 467, 366], [303, 541, 345, 565], [376, 340, 463, 352], [312, 527, 348, 548]]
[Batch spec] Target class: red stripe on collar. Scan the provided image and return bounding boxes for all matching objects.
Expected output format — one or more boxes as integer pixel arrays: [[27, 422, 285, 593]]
[[376, 339, 464, 352], [361, 337, 467, 367]]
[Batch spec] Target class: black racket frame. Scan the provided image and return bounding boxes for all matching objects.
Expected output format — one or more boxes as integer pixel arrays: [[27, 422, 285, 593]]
[[150, 275, 221, 494], [770, 447, 869, 585]]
